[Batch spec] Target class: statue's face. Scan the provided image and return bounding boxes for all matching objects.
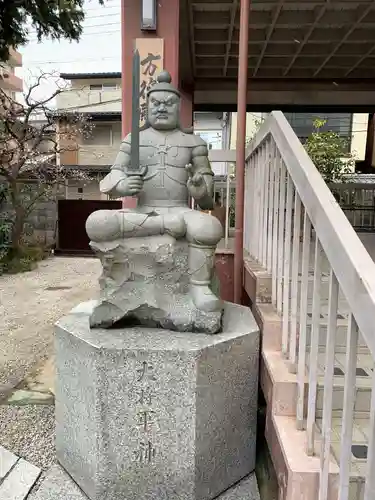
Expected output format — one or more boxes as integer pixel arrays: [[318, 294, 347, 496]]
[[148, 90, 180, 130]]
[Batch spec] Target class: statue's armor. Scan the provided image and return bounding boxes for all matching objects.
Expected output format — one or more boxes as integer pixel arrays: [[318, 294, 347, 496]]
[[104, 128, 212, 209], [86, 70, 223, 320]]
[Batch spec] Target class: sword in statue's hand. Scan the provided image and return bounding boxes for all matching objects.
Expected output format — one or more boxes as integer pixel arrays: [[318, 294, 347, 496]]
[[126, 48, 146, 180]]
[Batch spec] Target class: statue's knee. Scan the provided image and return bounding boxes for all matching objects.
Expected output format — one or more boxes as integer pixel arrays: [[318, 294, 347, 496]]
[[185, 212, 223, 246], [163, 213, 186, 239], [86, 210, 120, 242]]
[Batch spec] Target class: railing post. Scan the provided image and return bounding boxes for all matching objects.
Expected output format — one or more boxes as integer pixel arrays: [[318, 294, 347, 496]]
[[338, 314, 359, 500], [261, 143, 270, 267], [364, 372, 375, 500], [276, 161, 286, 313], [319, 269, 339, 500], [289, 192, 301, 371], [271, 152, 280, 306], [306, 238, 322, 456], [266, 139, 275, 273], [281, 175, 293, 356], [296, 211, 311, 430]]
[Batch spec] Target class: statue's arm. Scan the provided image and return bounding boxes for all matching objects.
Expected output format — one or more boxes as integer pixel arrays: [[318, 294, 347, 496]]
[[190, 143, 215, 210], [100, 136, 132, 196]]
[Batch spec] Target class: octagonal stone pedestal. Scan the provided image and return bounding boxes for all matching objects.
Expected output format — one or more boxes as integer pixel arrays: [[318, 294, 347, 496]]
[[55, 301, 259, 500]]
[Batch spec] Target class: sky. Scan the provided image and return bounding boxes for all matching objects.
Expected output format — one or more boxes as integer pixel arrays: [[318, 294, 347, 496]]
[[17, 0, 122, 103]]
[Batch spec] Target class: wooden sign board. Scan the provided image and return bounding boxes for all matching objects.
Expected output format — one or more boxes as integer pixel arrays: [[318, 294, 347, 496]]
[[135, 38, 164, 127]]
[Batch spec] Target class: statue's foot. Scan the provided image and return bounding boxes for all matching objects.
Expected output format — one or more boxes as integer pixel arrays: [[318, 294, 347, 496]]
[[190, 283, 222, 313]]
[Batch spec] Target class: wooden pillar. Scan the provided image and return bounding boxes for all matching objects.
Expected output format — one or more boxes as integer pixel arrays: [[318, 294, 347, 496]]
[[120, 0, 185, 208], [365, 113, 375, 168], [180, 88, 193, 129], [234, 0, 250, 305], [121, 0, 182, 137]]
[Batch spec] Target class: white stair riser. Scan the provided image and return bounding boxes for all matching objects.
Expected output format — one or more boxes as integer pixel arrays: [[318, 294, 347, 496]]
[[305, 325, 369, 350], [316, 385, 372, 415]]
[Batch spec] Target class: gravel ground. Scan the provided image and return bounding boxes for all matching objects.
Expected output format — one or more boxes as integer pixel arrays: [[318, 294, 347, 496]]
[[0, 256, 100, 399], [0, 404, 56, 498], [0, 404, 55, 471]]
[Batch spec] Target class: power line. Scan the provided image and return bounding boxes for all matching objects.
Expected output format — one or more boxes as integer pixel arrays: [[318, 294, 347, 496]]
[[27, 11, 120, 35], [82, 11, 120, 20], [24, 2, 120, 30], [78, 21, 120, 29], [27, 28, 121, 43], [26, 54, 120, 65], [28, 20, 120, 37]]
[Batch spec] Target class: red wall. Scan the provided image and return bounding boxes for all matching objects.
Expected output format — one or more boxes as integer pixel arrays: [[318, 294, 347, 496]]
[[215, 252, 234, 303]]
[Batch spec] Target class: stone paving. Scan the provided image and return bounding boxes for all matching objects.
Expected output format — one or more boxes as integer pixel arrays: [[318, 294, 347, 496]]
[[0, 445, 41, 500]]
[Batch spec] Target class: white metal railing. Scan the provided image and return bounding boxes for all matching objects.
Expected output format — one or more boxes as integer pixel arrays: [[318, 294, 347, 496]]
[[244, 111, 375, 500], [209, 150, 237, 248]]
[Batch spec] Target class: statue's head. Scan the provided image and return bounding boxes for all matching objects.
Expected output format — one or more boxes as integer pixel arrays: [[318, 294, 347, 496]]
[[147, 71, 180, 130]]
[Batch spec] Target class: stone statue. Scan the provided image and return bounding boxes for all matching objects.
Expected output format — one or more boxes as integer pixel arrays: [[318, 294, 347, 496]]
[[85, 71, 224, 333]]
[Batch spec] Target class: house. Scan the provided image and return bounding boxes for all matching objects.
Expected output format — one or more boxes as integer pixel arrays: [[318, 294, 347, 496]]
[[0, 48, 23, 99], [56, 72, 122, 200], [56, 75, 231, 200]]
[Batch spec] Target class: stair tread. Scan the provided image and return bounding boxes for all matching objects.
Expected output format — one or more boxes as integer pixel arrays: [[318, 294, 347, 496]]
[[315, 415, 370, 480], [311, 351, 374, 388], [271, 414, 339, 473]]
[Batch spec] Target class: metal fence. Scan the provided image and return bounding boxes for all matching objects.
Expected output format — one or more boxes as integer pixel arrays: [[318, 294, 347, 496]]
[[331, 183, 375, 232]]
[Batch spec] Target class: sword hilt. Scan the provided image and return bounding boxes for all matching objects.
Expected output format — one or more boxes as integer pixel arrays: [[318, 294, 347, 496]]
[[125, 165, 148, 177]]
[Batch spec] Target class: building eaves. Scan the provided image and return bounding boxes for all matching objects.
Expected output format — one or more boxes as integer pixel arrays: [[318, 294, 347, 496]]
[[60, 72, 121, 80], [62, 164, 111, 173], [48, 110, 121, 121]]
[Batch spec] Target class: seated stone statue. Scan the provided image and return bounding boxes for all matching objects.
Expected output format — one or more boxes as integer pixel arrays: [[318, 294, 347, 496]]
[[85, 71, 224, 333]]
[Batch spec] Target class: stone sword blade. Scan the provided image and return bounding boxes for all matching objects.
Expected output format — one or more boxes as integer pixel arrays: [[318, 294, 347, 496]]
[[128, 48, 141, 175]]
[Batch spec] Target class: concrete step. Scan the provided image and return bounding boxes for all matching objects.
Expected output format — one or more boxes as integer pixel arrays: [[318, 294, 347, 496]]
[[316, 416, 370, 500], [248, 257, 371, 500], [305, 323, 369, 352], [252, 268, 370, 352], [265, 413, 339, 500], [307, 351, 374, 418]]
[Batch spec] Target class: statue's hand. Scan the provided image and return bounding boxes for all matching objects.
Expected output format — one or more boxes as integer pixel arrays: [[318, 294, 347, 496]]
[[186, 164, 207, 200], [116, 175, 144, 196]]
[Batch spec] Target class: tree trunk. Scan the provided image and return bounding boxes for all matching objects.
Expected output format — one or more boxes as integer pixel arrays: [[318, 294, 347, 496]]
[[11, 207, 25, 256], [9, 180, 25, 257]]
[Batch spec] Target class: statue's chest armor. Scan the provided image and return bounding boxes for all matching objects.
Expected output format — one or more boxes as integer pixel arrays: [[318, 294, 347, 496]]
[[139, 134, 192, 189]]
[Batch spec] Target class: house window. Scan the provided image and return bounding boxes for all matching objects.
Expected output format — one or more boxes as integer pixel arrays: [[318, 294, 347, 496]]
[[82, 124, 112, 146], [77, 187, 83, 193], [89, 83, 119, 91]]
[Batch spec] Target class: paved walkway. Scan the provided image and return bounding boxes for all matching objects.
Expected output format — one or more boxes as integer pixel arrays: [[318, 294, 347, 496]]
[[0, 256, 100, 400], [0, 445, 41, 500]]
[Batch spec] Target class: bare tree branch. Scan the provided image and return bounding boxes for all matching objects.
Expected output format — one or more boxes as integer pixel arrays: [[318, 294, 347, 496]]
[[0, 71, 93, 254]]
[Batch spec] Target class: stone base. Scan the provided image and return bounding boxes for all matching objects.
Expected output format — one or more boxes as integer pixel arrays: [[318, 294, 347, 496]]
[[89, 235, 222, 334], [31, 465, 260, 500], [55, 301, 259, 500]]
